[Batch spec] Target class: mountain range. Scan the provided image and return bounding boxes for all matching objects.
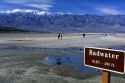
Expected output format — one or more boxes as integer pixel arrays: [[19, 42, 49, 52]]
[[0, 10, 125, 33]]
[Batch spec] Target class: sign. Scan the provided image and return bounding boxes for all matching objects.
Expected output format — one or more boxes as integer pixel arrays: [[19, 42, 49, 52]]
[[84, 47, 125, 74]]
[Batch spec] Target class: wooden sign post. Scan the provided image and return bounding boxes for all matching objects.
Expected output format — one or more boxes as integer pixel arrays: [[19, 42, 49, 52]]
[[102, 71, 110, 83], [84, 47, 125, 83], [102, 48, 111, 83]]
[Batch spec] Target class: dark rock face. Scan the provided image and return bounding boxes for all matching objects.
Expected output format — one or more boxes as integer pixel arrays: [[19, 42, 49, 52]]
[[0, 13, 125, 33]]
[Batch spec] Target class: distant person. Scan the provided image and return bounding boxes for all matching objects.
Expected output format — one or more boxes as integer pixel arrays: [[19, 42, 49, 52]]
[[105, 33, 107, 36], [61, 34, 63, 40], [83, 34, 85, 37], [58, 33, 60, 40]]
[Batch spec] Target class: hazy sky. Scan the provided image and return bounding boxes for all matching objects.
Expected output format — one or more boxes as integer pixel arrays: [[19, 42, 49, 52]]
[[0, 0, 125, 15]]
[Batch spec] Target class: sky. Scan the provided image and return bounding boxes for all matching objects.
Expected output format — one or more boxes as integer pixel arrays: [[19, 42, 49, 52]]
[[0, 0, 125, 15]]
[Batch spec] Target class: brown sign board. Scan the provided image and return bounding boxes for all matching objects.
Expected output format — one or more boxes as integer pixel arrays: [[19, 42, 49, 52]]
[[84, 47, 125, 74]]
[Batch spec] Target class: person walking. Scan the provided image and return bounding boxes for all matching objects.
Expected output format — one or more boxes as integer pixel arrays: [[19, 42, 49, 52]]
[[83, 33, 85, 37], [61, 33, 63, 40], [58, 33, 60, 40]]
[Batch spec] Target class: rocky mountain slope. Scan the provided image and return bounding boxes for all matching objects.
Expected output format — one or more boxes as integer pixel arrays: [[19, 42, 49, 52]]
[[0, 12, 125, 33]]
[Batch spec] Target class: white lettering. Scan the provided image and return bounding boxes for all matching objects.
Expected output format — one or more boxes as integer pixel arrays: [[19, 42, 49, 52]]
[[88, 49, 119, 60], [89, 50, 93, 55]]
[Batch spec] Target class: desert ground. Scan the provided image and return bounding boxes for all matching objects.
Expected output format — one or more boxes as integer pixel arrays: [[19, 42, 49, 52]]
[[1, 33, 125, 48], [0, 33, 125, 83]]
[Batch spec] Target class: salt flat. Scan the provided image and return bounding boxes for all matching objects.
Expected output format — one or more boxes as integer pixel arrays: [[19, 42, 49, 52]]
[[0, 33, 125, 83], [0, 33, 125, 48]]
